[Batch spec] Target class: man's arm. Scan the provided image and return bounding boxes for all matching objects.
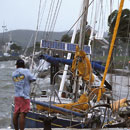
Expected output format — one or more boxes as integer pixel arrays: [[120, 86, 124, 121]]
[[27, 69, 36, 82]]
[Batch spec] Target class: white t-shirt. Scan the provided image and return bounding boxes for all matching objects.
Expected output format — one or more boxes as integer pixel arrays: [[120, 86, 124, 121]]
[[12, 68, 36, 99]]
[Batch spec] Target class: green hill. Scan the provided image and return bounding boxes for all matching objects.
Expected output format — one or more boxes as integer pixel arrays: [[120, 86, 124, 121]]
[[0, 29, 68, 48]]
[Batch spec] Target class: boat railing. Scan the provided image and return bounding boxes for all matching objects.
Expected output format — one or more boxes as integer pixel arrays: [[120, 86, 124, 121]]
[[51, 69, 74, 102]]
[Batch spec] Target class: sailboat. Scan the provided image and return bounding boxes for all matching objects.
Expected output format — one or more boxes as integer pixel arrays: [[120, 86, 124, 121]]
[[11, 0, 130, 129]]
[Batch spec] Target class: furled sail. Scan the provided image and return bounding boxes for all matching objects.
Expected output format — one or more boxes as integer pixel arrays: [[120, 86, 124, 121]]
[[72, 46, 94, 83], [36, 93, 89, 113]]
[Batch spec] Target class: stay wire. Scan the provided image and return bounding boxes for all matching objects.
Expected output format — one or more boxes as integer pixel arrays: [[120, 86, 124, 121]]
[[39, 0, 48, 30], [31, 0, 42, 71], [97, 0, 103, 33], [43, 0, 55, 39], [49, 0, 63, 39], [119, 8, 130, 101], [125, 10, 130, 100], [45, 0, 56, 40], [89, 0, 94, 26], [46, 0, 61, 40]]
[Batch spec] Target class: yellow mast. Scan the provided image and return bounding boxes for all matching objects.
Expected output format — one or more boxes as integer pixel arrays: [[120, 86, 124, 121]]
[[97, 0, 125, 102]]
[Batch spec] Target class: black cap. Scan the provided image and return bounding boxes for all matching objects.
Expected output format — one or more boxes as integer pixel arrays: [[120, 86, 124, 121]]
[[16, 59, 25, 68]]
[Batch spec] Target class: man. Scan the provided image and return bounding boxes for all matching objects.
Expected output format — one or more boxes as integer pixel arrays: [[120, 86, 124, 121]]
[[12, 59, 36, 130]]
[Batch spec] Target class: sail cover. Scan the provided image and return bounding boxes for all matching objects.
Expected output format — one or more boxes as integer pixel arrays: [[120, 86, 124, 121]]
[[39, 54, 105, 72]]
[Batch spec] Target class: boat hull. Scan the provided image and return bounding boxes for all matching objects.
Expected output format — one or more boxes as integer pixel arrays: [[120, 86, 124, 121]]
[[11, 105, 86, 129]]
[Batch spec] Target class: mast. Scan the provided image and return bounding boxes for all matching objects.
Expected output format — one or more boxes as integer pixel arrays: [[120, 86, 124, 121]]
[[73, 0, 90, 102], [79, 0, 89, 50]]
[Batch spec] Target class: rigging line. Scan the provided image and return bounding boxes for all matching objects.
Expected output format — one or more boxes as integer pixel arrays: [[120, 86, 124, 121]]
[[103, 0, 106, 32], [44, 0, 55, 40], [127, 11, 130, 100], [24, 34, 34, 56], [110, 0, 113, 14], [126, 38, 130, 100], [46, 0, 61, 40], [66, 0, 95, 35], [100, 0, 105, 32], [88, 0, 98, 46], [43, 0, 55, 39], [89, 0, 94, 26], [49, 0, 63, 39], [39, 0, 48, 30], [97, 0, 102, 33], [118, 41, 129, 100], [45, 0, 56, 40], [104, 0, 109, 32], [48, 0, 62, 39], [120, 9, 130, 100], [30, 0, 42, 71], [33, 60, 46, 76]]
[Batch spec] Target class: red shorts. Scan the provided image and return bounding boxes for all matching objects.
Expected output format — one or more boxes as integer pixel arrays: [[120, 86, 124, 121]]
[[14, 97, 30, 114]]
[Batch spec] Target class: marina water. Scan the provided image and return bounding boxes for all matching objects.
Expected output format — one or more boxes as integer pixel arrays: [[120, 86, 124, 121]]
[[0, 61, 15, 128]]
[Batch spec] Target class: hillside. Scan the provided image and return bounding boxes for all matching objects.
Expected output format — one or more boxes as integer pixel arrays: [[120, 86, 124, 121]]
[[0, 29, 68, 48]]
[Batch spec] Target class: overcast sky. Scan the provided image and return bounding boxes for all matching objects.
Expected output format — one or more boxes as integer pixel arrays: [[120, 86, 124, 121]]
[[0, 0, 130, 33]]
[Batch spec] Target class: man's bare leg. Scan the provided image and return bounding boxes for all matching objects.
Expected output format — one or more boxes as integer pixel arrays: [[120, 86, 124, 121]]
[[13, 113, 19, 130], [19, 112, 26, 130]]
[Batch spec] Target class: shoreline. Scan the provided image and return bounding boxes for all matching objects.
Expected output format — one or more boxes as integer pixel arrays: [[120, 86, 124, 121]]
[[0, 56, 19, 61]]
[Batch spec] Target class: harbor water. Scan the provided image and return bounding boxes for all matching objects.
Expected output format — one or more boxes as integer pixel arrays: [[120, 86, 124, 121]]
[[0, 61, 15, 128], [0, 60, 130, 129]]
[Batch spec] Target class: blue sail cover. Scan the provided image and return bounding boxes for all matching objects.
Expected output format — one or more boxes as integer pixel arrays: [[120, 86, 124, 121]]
[[39, 54, 72, 65], [39, 54, 105, 72]]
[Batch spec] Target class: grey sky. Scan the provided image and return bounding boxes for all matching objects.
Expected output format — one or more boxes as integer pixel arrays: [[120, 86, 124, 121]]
[[0, 0, 130, 33], [0, 0, 81, 32]]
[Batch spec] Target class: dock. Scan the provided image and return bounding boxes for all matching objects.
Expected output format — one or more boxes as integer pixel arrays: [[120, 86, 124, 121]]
[[113, 69, 130, 76]]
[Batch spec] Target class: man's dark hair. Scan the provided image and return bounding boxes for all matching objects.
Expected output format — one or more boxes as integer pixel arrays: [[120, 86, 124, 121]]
[[16, 59, 25, 68]]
